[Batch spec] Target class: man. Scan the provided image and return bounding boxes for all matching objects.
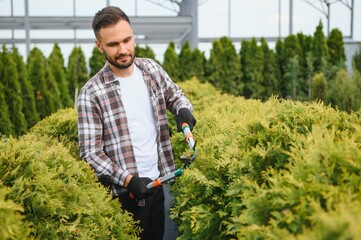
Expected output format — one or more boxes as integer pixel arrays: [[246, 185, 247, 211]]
[[77, 6, 196, 240]]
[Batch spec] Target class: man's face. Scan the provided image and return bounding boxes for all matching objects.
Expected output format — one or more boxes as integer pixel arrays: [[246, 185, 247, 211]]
[[95, 20, 135, 69]]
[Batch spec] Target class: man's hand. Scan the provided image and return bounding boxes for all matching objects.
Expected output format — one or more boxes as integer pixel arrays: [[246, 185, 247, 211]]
[[126, 176, 154, 200], [176, 108, 196, 132]]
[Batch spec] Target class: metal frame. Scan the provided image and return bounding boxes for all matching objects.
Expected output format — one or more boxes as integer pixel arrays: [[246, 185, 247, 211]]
[[0, 16, 192, 44], [0, 0, 357, 57], [0, 0, 197, 57]]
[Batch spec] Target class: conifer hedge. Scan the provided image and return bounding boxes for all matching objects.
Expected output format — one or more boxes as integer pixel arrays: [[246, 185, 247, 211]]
[[170, 79, 361, 239], [0, 117, 140, 239], [2, 78, 361, 239]]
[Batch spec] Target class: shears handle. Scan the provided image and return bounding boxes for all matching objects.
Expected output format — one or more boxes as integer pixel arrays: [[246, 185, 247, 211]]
[[182, 123, 195, 150], [146, 123, 195, 190]]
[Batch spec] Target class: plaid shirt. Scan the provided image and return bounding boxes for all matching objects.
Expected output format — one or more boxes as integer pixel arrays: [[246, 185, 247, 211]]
[[77, 58, 193, 196]]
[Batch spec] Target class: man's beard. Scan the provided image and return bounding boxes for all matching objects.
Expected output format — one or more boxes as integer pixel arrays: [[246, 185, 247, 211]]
[[103, 51, 135, 69]]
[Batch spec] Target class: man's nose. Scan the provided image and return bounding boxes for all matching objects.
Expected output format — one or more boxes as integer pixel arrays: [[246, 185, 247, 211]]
[[117, 43, 126, 53]]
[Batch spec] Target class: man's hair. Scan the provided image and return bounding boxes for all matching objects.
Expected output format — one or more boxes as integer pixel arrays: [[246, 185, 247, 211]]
[[92, 6, 131, 39]]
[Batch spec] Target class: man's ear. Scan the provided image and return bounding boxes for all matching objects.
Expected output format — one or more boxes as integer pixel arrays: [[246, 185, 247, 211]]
[[95, 40, 103, 53]]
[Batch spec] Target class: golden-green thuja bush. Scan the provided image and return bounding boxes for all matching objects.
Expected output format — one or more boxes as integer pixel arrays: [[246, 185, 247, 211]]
[[30, 107, 79, 158], [0, 134, 140, 239], [171, 79, 361, 240], [0, 182, 32, 239]]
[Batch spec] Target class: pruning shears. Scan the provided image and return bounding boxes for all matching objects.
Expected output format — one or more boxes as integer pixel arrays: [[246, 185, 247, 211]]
[[146, 123, 198, 189]]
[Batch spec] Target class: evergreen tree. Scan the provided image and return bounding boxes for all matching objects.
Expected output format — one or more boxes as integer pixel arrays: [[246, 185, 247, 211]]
[[45, 62, 63, 112], [162, 42, 181, 82], [283, 35, 302, 63], [326, 69, 361, 112], [67, 46, 89, 102], [282, 35, 302, 98], [275, 39, 287, 98], [297, 33, 313, 98], [48, 43, 73, 107], [240, 40, 252, 98], [208, 37, 242, 95], [0, 45, 13, 136], [207, 40, 223, 91], [135, 44, 157, 61], [89, 46, 105, 77], [178, 41, 194, 81], [248, 38, 265, 99], [0, 82, 12, 135], [312, 72, 327, 101], [260, 38, 279, 99], [352, 43, 361, 74], [220, 37, 243, 95], [327, 28, 346, 67], [350, 70, 361, 110], [27, 47, 55, 119], [305, 52, 315, 98], [12, 47, 39, 129], [0, 45, 26, 135], [284, 56, 300, 99], [191, 48, 206, 82], [312, 21, 329, 73]]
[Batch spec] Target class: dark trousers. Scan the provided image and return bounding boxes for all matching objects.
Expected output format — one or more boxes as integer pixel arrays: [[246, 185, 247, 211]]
[[118, 186, 165, 240]]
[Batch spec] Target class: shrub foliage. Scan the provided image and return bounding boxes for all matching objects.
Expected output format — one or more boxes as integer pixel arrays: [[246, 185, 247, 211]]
[[0, 132, 140, 239], [170, 79, 361, 239]]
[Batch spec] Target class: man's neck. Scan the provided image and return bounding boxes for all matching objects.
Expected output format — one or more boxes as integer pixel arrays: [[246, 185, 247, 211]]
[[110, 63, 135, 78]]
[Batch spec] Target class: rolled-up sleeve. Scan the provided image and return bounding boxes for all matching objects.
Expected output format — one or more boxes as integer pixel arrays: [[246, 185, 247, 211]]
[[156, 64, 193, 115]]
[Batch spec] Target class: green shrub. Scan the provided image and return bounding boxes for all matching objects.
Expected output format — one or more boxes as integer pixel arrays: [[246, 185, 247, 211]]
[[0, 134, 140, 239], [30, 108, 79, 158], [0, 182, 32, 239], [170, 79, 361, 240]]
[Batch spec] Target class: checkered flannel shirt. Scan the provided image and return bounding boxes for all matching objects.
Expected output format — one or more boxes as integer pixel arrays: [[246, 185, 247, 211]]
[[77, 57, 193, 196]]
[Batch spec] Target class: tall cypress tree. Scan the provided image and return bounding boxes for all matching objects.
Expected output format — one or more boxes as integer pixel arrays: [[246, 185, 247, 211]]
[[240, 40, 252, 97], [305, 52, 315, 98], [89, 46, 105, 77], [284, 56, 300, 99], [67, 46, 89, 101], [282, 35, 302, 98], [297, 33, 313, 98], [221, 37, 243, 95], [0, 45, 26, 135], [353, 44, 361, 73], [27, 47, 55, 119], [12, 47, 39, 129], [0, 46, 13, 136], [208, 37, 242, 95], [48, 43, 73, 108], [327, 28, 346, 67], [45, 61, 63, 112], [249, 38, 265, 99], [260, 38, 279, 99], [240, 38, 264, 99], [326, 69, 353, 111], [275, 39, 287, 98], [135, 44, 157, 61], [162, 42, 181, 82], [0, 82, 12, 136], [312, 72, 327, 101], [191, 48, 206, 82], [312, 20, 329, 73], [178, 41, 194, 81]]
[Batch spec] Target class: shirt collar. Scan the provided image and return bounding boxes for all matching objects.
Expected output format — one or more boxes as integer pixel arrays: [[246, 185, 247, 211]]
[[103, 58, 144, 85]]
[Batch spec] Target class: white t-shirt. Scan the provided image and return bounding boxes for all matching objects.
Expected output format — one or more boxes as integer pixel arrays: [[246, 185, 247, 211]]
[[115, 66, 160, 180]]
